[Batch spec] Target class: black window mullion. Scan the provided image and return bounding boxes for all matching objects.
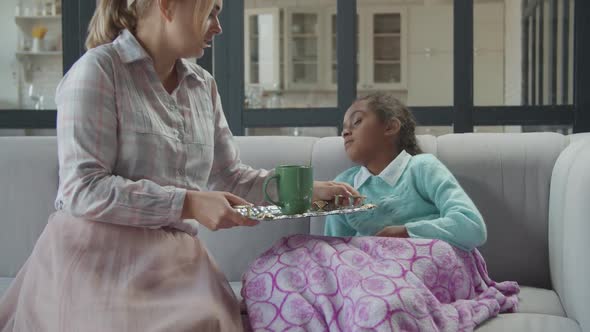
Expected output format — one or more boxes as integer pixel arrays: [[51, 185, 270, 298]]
[[337, 0, 357, 134], [244, 108, 341, 128], [532, 9, 537, 105], [574, 0, 590, 132], [0, 0, 94, 130], [538, 3, 544, 105], [562, 0, 570, 105], [549, 0, 557, 105], [215, 0, 244, 135], [197, 48, 213, 74], [62, 0, 95, 73], [453, 0, 473, 133], [62, 0, 80, 73], [521, 13, 530, 105], [474, 105, 574, 126]]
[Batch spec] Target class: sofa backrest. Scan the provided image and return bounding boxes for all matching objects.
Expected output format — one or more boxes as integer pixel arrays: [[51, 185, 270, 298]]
[[310, 133, 568, 288], [0, 133, 571, 288], [437, 133, 567, 288], [196, 136, 317, 281], [549, 139, 590, 332], [0, 137, 58, 277]]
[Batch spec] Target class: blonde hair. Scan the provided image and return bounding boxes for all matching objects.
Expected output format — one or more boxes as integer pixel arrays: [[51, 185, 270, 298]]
[[86, 0, 215, 50], [357, 92, 423, 156]]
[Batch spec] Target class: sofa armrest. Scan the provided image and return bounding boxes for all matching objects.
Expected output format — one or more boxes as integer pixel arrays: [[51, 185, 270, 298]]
[[549, 139, 590, 331]]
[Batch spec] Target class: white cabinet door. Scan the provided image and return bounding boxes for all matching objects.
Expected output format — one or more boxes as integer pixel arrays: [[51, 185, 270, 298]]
[[407, 4, 453, 106], [407, 52, 453, 106], [474, 51, 504, 105], [363, 7, 407, 90], [408, 5, 453, 53], [474, 22, 504, 52], [244, 8, 281, 91], [284, 8, 325, 90], [474, 1, 504, 105]]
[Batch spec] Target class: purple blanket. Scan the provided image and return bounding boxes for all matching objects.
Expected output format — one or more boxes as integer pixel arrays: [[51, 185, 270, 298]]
[[242, 235, 519, 331]]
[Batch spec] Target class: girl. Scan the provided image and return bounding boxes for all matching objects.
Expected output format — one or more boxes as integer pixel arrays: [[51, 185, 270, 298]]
[[325, 92, 487, 251], [241, 94, 517, 331], [0, 0, 355, 331]]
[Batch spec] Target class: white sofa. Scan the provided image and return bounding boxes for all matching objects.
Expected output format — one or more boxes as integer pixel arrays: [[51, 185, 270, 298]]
[[1, 133, 590, 331]]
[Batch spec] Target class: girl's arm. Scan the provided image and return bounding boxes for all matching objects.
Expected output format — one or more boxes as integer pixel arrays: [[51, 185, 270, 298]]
[[404, 155, 487, 251]]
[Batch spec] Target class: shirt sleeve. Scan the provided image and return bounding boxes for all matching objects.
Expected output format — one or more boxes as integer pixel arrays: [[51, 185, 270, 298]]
[[404, 156, 487, 251], [324, 214, 356, 237], [55, 49, 186, 227], [206, 79, 273, 205]]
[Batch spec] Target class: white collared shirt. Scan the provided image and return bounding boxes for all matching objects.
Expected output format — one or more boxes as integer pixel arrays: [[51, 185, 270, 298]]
[[353, 150, 412, 189]]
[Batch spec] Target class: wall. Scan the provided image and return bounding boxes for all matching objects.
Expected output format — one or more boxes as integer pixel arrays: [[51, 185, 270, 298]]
[[246, 0, 508, 108], [0, 0, 62, 136], [0, 0, 20, 109], [0, 0, 62, 111], [504, 0, 522, 105], [18, 56, 62, 110]]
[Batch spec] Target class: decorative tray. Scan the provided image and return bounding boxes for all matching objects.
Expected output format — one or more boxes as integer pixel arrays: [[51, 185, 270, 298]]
[[234, 202, 377, 222]]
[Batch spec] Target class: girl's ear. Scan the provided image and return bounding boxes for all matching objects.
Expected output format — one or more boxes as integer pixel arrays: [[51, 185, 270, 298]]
[[385, 118, 401, 137]]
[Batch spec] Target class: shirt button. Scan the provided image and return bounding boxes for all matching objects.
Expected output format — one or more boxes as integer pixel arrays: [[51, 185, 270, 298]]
[[178, 132, 184, 140]]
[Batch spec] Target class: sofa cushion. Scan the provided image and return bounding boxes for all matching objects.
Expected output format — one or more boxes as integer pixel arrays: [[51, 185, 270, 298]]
[[0, 277, 13, 297], [476, 313, 580, 331], [549, 139, 590, 332], [518, 286, 565, 316], [437, 133, 568, 288], [569, 132, 590, 143], [0, 137, 58, 278], [229, 283, 566, 319], [198, 220, 310, 282], [233, 136, 318, 170]]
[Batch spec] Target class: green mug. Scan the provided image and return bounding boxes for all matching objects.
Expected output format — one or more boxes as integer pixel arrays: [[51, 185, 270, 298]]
[[263, 165, 314, 215]]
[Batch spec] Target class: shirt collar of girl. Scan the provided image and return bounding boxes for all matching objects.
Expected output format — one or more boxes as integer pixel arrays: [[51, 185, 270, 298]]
[[354, 150, 411, 189]]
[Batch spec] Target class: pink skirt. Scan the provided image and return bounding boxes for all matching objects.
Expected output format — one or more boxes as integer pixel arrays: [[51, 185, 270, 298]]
[[0, 212, 243, 332]]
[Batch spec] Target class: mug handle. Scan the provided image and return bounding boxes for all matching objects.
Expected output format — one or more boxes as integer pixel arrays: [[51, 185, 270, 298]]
[[263, 174, 281, 206]]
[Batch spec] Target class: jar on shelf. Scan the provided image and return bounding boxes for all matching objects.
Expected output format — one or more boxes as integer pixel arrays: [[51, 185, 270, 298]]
[[54, 0, 61, 15]]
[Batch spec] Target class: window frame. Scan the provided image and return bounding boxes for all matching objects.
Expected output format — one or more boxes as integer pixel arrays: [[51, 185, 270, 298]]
[[2, 0, 588, 133]]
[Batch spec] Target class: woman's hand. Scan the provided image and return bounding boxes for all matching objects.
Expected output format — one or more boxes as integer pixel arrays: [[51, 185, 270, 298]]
[[375, 225, 409, 238], [181, 191, 259, 231], [312, 181, 360, 202]]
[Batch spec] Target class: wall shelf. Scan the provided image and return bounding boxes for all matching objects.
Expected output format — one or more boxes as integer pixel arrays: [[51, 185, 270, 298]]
[[16, 51, 62, 58], [15, 15, 61, 20]]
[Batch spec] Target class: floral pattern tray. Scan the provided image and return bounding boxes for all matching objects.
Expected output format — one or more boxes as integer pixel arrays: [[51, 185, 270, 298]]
[[234, 203, 377, 222]]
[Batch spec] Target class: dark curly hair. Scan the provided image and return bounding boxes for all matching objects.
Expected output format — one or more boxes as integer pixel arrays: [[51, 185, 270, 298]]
[[356, 92, 422, 155]]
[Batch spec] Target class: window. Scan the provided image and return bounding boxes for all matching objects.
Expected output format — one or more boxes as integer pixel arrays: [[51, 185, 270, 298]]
[[226, 0, 587, 136], [1, 0, 63, 111], [1, 0, 93, 136], [3, 1, 589, 135], [244, 0, 338, 110]]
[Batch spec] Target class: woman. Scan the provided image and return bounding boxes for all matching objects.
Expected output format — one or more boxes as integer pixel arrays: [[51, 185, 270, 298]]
[[0, 0, 356, 331]]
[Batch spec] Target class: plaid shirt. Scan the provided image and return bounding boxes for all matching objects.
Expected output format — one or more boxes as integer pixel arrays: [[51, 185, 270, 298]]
[[55, 30, 269, 234]]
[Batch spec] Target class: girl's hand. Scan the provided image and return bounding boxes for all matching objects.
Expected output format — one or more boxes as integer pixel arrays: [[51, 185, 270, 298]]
[[375, 225, 409, 238], [181, 190, 259, 231], [312, 181, 360, 202]]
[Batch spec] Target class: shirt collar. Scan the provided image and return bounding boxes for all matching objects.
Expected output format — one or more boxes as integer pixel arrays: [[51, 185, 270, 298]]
[[353, 150, 412, 189], [113, 29, 205, 84], [113, 29, 150, 64]]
